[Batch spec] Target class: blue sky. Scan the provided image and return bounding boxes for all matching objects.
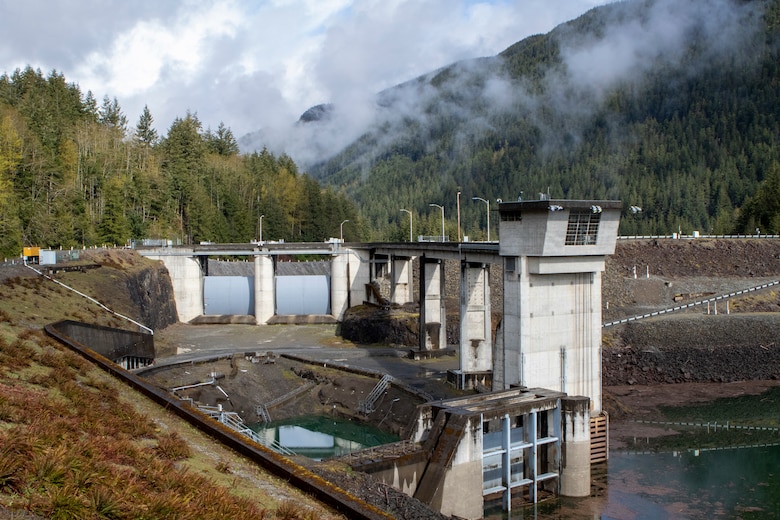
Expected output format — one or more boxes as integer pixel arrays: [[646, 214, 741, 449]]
[[0, 0, 610, 139]]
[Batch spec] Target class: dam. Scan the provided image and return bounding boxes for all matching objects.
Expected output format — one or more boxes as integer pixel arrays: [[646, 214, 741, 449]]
[[59, 198, 621, 519]]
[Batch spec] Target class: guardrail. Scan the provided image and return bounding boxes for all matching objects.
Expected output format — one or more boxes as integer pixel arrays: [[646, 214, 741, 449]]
[[618, 234, 780, 240], [603, 280, 780, 328]]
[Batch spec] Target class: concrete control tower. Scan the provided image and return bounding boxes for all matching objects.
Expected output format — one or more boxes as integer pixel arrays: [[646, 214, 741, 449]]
[[494, 199, 621, 413]]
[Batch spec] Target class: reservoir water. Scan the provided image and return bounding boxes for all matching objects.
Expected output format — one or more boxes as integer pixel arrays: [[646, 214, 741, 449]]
[[505, 386, 780, 519]]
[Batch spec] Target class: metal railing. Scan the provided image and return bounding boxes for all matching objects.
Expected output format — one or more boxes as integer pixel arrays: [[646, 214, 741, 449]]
[[603, 280, 780, 328], [199, 405, 295, 456], [358, 374, 394, 415]]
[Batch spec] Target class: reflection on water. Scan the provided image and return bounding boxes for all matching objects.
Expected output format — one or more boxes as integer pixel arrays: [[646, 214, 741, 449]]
[[499, 388, 780, 520], [497, 444, 780, 520], [251, 415, 399, 460], [604, 446, 780, 519]]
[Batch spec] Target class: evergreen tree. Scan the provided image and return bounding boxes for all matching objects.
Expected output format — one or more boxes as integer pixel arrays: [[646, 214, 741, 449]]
[[134, 105, 158, 146], [0, 113, 22, 256], [206, 122, 239, 156], [98, 95, 128, 133], [98, 176, 132, 245], [160, 113, 208, 243]]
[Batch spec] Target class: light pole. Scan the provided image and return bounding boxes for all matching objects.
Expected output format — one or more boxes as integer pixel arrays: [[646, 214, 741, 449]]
[[257, 214, 265, 243], [472, 197, 490, 242], [457, 191, 462, 242], [400, 209, 413, 242], [340, 219, 349, 242], [429, 203, 445, 242]]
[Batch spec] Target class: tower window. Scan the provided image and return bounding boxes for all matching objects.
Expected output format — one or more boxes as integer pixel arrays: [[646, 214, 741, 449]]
[[565, 211, 600, 245]]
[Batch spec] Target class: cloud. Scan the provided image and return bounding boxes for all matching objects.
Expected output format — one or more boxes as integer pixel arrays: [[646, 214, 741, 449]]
[[558, 0, 761, 99], [519, 0, 764, 153], [0, 0, 616, 152]]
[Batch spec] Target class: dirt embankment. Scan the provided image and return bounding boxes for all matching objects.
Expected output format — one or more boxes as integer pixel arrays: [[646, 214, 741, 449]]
[[602, 239, 780, 386]]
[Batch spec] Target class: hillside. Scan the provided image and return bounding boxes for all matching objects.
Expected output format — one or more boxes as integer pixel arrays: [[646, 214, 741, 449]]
[[0, 252, 346, 520], [602, 238, 780, 387], [307, 0, 780, 239]]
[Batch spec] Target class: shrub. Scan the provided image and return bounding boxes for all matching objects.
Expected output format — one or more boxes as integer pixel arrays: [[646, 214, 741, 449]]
[[0, 434, 29, 492], [89, 485, 124, 520]]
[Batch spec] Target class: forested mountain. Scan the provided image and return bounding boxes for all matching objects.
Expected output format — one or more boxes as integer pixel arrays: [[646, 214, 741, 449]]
[[3, 0, 779, 255], [0, 68, 362, 258], [307, 0, 780, 240]]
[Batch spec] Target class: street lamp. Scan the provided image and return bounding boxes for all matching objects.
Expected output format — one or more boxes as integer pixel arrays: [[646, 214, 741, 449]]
[[400, 209, 413, 242], [472, 197, 490, 242], [340, 219, 349, 242], [429, 203, 445, 242], [257, 214, 265, 243], [456, 191, 462, 242]]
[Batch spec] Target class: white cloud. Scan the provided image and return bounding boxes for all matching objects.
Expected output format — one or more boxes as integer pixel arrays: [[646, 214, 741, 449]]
[[0, 0, 612, 148], [75, 2, 244, 97]]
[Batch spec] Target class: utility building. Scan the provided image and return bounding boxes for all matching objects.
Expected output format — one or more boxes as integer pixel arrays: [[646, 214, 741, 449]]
[[493, 199, 621, 413]]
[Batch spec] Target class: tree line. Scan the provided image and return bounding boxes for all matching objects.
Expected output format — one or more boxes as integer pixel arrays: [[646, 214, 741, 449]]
[[0, 67, 362, 258]]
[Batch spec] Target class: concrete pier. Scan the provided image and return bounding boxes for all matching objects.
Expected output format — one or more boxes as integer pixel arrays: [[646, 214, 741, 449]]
[[457, 261, 492, 387], [146, 253, 203, 323], [419, 257, 446, 351], [331, 250, 350, 320], [560, 396, 591, 497], [348, 248, 371, 307], [254, 252, 275, 324]]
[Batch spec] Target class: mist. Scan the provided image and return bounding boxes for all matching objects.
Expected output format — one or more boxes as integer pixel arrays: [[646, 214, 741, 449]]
[[240, 0, 765, 173]]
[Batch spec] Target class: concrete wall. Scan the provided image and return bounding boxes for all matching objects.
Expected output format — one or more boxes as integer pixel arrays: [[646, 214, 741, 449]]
[[146, 252, 203, 322], [431, 416, 483, 520], [50, 320, 154, 361]]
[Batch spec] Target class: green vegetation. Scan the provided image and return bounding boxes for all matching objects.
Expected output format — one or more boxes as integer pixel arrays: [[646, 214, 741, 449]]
[[0, 68, 363, 258], [3, 1, 780, 250], [310, 0, 780, 240], [0, 331, 339, 519]]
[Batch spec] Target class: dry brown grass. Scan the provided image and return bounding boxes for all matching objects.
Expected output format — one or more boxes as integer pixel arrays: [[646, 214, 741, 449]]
[[0, 326, 344, 519]]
